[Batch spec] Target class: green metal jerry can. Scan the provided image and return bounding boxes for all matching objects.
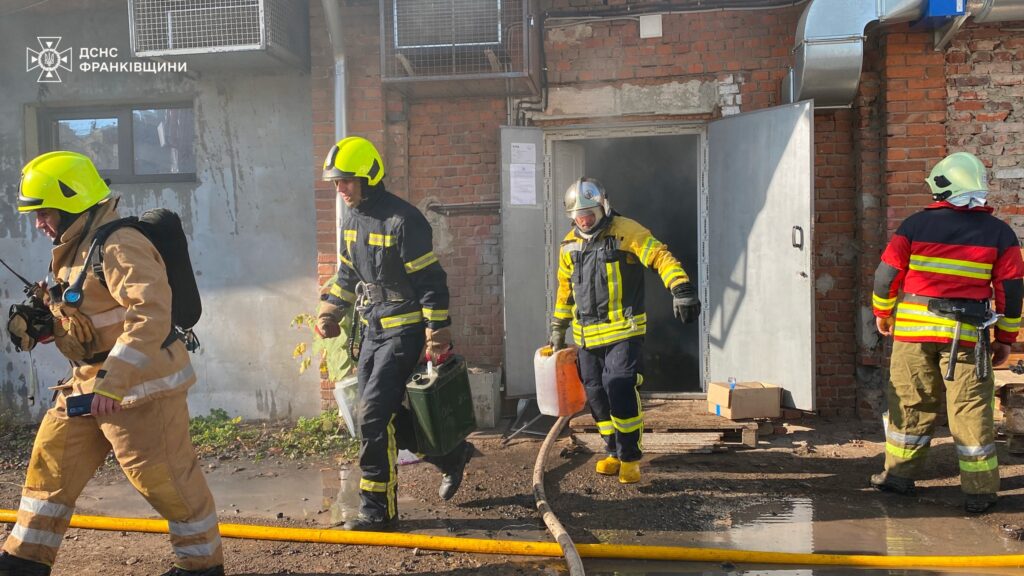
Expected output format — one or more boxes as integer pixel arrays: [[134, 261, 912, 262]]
[[406, 355, 477, 457]]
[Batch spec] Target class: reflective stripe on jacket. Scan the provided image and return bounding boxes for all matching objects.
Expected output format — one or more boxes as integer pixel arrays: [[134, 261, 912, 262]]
[[50, 198, 194, 405], [872, 202, 1024, 346], [553, 214, 689, 349], [320, 188, 450, 339]]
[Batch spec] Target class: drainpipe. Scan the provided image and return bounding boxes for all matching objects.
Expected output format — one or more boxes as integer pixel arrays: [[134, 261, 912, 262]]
[[322, 0, 347, 263], [785, 0, 1024, 108]]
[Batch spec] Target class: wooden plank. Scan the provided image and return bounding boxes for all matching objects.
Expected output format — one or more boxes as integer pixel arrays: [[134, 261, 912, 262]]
[[570, 399, 759, 434], [572, 432, 726, 454]]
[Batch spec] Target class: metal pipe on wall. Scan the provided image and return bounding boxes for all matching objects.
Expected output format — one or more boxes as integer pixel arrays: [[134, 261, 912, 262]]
[[322, 0, 347, 267], [969, 0, 1024, 22]]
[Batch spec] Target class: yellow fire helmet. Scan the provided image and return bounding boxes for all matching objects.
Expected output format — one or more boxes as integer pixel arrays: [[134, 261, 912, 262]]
[[927, 151, 988, 201], [322, 136, 385, 186], [18, 151, 110, 214]]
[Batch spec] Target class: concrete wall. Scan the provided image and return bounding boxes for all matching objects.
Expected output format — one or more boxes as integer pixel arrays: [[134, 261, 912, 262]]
[[0, 1, 319, 422]]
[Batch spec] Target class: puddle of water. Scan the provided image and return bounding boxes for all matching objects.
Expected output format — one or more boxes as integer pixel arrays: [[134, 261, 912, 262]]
[[77, 461, 551, 541], [78, 466, 1024, 576], [590, 495, 1024, 558], [585, 561, 1024, 576], [78, 464, 330, 520]]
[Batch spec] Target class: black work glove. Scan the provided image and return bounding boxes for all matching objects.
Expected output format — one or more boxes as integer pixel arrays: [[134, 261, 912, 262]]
[[671, 282, 701, 324], [549, 322, 568, 351]]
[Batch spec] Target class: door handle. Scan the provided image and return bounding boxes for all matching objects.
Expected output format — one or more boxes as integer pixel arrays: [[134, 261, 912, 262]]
[[791, 225, 804, 249]]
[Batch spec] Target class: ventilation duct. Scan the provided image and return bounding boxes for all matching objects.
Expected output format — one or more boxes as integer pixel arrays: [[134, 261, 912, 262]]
[[969, 0, 1024, 21], [785, 0, 1024, 108]]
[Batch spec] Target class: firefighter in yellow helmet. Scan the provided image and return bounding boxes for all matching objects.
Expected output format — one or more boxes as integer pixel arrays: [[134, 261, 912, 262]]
[[871, 151, 1024, 514], [317, 136, 473, 531], [1, 152, 224, 576], [550, 177, 699, 484]]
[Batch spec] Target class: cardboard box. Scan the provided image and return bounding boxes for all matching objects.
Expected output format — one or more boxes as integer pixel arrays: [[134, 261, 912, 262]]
[[707, 381, 782, 420]]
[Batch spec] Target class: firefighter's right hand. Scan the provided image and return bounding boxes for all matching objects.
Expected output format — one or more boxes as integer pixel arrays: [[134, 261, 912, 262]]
[[876, 316, 894, 337], [671, 282, 701, 324], [549, 323, 567, 351], [315, 315, 341, 339]]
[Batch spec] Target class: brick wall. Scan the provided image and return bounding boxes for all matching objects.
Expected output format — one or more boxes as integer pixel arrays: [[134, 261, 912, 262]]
[[814, 109, 859, 416], [407, 99, 506, 364], [854, 34, 888, 417], [880, 27, 949, 233], [946, 23, 1024, 231], [544, 4, 796, 93]]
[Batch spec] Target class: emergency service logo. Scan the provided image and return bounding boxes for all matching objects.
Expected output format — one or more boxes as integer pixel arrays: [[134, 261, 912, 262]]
[[26, 37, 72, 83]]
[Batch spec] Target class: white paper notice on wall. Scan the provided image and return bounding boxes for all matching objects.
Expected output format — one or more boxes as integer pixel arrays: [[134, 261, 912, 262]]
[[510, 142, 536, 164], [510, 163, 536, 206]]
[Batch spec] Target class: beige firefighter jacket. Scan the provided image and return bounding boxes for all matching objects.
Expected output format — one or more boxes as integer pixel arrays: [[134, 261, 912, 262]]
[[50, 197, 195, 406]]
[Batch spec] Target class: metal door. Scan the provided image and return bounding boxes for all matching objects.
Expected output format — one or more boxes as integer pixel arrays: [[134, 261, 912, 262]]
[[706, 101, 815, 410], [500, 127, 547, 397], [547, 140, 584, 305]]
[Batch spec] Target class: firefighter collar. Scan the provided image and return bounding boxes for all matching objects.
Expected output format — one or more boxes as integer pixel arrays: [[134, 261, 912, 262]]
[[925, 200, 994, 213]]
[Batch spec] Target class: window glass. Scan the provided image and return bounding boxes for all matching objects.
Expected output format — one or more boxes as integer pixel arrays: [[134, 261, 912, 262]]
[[133, 108, 195, 175], [56, 118, 119, 170]]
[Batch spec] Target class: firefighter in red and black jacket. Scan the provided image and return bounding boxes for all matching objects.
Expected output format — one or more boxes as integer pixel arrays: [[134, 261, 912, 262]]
[[871, 152, 1024, 514], [316, 137, 473, 531]]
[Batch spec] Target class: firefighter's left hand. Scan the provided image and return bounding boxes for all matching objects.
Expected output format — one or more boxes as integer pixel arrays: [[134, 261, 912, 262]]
[[91, 394, 122, 417], [425, 327, 453, 364], [992, 341, 1011, 367], [876, 316, 894, 337], [671, 282, 701, 324]]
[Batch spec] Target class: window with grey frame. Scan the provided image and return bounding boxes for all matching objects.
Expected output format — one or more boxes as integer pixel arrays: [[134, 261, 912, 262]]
[[39, 104, 196, 184]]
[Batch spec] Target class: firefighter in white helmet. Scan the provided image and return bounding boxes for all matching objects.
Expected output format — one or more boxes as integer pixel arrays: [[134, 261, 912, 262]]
[[550, 177, 699, 484], [1, 152, 223, 576], [871, 151, 1024, 514]]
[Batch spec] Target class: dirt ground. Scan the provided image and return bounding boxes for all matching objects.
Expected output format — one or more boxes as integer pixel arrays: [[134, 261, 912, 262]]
[[1, 416, 1023, 575]]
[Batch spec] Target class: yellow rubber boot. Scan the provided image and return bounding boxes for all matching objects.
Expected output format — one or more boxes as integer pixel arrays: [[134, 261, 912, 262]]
[[618, 460, 641, 484], [595, 456, 620, 476]]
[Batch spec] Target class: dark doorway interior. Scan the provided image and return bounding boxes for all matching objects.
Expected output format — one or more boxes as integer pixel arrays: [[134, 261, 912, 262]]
[[580, 135, 701, 393]]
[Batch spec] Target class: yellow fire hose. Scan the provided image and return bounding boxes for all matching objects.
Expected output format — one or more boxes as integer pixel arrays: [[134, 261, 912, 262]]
[[2, 509, 1023, 568]]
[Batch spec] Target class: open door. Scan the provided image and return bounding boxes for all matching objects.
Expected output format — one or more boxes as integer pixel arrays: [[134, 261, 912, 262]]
[[501, 127, 547, 397], [547, 140, 584, 306], [706, 101, 815, 410]]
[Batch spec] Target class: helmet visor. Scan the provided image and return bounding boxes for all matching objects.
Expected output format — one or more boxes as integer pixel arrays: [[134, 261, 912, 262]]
[[571, 206, 603, 232]]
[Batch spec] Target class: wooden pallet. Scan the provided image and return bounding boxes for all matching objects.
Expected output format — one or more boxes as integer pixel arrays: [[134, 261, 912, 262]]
[[569, 399, 760, 448], [572, 432, 727, 454]]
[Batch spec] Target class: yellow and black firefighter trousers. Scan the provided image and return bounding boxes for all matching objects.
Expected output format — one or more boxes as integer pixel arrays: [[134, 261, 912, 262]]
[[355, 330, 426, 520], [2, 389, 223, 570], [883, 340, 998, 495], [578, 337, 644, 462]]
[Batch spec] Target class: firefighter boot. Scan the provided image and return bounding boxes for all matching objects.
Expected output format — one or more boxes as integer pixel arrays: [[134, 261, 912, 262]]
[[342, 513, 398, 532], [160, 565, 226, 576], [595, 455, 620, 476], [619, 460, 641, 484], [438, 441, 475, 501], [0, 552, 50, 576], [870, 471, 916, 495], [965, 493, 998, 514]]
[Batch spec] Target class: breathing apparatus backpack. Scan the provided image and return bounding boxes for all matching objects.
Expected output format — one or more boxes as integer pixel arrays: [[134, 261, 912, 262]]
[[88, 209, 202, 350]]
